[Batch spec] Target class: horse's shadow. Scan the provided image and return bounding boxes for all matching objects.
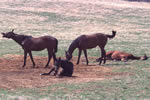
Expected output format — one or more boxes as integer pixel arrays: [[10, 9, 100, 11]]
[[55, 76, 78, 78], [104, 61, 131, 67]]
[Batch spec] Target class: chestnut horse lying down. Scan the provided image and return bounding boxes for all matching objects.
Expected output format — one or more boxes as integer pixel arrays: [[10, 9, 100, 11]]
[[41, 58, 74, 77], [97, 50, 148, 61]]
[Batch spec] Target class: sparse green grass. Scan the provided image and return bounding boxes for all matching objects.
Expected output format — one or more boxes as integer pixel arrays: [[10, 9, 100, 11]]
[[0, 0, 150, 99]]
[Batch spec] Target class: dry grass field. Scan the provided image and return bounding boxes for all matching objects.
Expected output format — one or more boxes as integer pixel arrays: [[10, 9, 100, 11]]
[[0, 55, 124, 89], [0, 0, 150, 99]]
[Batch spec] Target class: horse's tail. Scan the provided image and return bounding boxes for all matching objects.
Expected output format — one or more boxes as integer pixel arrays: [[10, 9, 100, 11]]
[[106, 30, 116, 39], [54, 39, 58, 53]]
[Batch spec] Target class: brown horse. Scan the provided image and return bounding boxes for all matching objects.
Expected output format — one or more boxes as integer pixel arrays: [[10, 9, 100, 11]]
[[96, 50, 148, 61], [41, 57, 74, 77], [1, 29, 58, 68], [65, 30, 116, 65]]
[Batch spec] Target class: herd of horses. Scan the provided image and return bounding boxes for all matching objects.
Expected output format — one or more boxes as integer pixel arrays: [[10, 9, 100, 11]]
[[1, 29, 148, 77]]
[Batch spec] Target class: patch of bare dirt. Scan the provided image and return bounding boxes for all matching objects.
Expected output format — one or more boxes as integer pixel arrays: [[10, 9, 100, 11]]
[[0, 55, 126, 89]]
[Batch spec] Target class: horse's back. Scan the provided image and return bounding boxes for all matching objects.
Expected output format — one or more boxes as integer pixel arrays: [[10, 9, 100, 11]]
[[77, 33, 108, 49], [61, 60, 74, 70], [35, 36, 57, 44], [111, 51, 133, 60], [23, 35, 57, 51], [106, 51, 115, 59], [95, 33, 108, 44], [40, 36, 57, 41]]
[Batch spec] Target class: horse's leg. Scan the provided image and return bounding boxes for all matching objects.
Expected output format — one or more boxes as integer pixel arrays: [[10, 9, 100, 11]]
[[45, 50, 52, 68], [83, 50, 88, 65], [29, 51, 35, 68], [100, 47, 106, 64], [41, 67, 55, 75], [59, 69, 65, 76], [77, 49, 82, 65], [52, 53, 57, 64], [22, 51, 27, 68], [102, 48, 106, 64], [98, 47, 103, 65]]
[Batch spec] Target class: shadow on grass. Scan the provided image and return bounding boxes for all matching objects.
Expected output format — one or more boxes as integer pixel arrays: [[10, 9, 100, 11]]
[[104, 62, 131, 67]]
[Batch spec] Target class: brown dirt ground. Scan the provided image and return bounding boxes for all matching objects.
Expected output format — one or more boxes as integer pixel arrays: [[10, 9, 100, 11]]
[[0, 55, 127, 89]]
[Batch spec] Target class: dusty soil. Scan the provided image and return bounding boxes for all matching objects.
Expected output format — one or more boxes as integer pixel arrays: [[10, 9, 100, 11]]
[[0, 55, 126, 89]]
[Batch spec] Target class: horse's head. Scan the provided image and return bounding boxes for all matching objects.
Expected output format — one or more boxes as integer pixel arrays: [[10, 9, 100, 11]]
[[112, 30, 116, 34], [54, 57, 61, 67], [140, 54, 149, 60], [1, 29, 15, 38], [65, 51, 72, 60]]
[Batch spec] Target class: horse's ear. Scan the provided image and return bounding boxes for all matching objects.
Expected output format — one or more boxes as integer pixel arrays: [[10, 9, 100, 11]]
[[112, 30, 116, 33], [12, 29, 14, 33], [65, 50, 70, 55], [144, 54, 148, 58], [58, 57, 61, 61], [1, 33, 6, 37], [65, 50, 67, 54], [1, 33, 5, 36], [143, 53, 149, 60]]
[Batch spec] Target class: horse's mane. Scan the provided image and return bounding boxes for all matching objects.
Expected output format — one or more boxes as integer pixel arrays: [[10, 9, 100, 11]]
[[68, 36, 81, 54], [16, 34, 31, 39], [12, 33, 32, 46]]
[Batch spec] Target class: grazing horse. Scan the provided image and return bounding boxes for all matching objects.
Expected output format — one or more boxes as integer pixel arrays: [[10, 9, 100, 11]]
[[41, 57, 74, 77], [96, 50, 148, 61], [1, 29, 58, 68], [65, 30, 116, 65]]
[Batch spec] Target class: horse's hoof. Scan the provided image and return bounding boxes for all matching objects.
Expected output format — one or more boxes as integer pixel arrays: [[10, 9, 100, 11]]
[[99, 62, 102, 65], [40, 73, 43, 76], [45, 66, 49, 68], [103, 62, 106, 64], [96, 58, 101, 62], [32, 67, 35, 69], [22, 65, 25, 67], [76, 62, 80, 65], [32, 65, 35, 68]]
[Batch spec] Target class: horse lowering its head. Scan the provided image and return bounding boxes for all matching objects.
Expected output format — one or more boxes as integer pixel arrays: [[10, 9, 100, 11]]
[[96, 50, 148, 61], [65, 30, 116, 65], [1, 29, 58, 68], [41, 57, 74, 77]]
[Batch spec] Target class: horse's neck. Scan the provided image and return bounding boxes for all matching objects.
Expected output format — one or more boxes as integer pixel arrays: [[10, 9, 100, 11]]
[[60, 60, 70, 68], [12, 34, 29, 46], [68, 39, 78, 54]]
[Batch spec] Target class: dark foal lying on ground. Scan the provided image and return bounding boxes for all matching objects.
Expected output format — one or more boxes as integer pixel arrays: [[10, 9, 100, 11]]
[[41, 58, 74, 77], [1, 29, 58, 68], [96, 50, 148, 61], [65, 30, 116, 65]]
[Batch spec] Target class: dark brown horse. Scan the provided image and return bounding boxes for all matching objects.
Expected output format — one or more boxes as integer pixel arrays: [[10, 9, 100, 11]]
[[97, 50, 148, 61], [41, 57, 74, 77], [65, 30, 116, 65], [1, 29, 58, 68]]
